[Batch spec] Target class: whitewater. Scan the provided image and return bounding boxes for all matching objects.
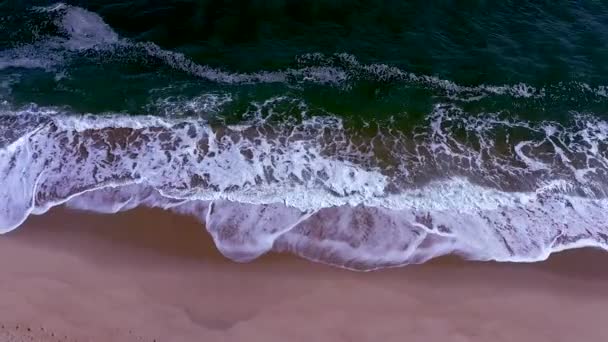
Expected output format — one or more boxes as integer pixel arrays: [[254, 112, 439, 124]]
[[1, 4, 607, 270]]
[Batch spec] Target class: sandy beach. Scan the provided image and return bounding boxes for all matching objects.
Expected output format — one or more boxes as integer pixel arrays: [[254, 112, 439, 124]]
[[0, 207, 607, 342]]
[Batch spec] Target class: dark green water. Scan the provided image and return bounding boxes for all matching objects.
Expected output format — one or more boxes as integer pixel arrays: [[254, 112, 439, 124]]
[[1, 1, 608, 269], [2, 1, 608, 122]]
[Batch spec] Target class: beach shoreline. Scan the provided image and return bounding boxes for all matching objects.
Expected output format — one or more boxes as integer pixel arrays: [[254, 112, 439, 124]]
[[0, 207, 607, 341]]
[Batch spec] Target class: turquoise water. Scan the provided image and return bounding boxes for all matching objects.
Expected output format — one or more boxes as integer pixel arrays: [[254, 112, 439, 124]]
[[1, 1, 607, 269]]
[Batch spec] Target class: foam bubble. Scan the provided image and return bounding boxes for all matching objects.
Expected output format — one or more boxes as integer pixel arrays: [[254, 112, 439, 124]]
[[0, 44, 65, 71], [147, 93, 233, 118]]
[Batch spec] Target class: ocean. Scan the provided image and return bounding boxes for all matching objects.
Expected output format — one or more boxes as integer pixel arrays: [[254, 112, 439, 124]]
[[1, 0, 607, 270]]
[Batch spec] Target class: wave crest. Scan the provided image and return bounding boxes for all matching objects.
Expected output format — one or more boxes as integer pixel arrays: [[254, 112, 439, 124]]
[[1, 3, 606, 103]]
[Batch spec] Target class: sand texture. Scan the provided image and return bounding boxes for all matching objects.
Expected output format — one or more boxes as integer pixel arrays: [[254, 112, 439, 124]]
[[0, 207, 607, 341]]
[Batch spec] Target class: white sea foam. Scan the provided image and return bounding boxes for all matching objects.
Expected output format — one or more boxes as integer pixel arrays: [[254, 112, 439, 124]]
[[147, 93, 233, 118], [61, 180, 608, 270], [0, 102, 607, 269], [0, 44, 65, 71]]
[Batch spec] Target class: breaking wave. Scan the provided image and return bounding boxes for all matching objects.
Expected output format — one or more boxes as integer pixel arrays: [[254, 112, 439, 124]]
[[1, 100, 607, 270], [1, 4, 606, 102]]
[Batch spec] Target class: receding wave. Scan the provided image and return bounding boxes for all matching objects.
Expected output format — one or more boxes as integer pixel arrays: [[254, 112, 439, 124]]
[[1, 100, 607, 270]]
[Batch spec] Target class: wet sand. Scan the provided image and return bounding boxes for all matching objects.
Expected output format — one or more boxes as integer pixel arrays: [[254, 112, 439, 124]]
[[0, 207, 607, 341]]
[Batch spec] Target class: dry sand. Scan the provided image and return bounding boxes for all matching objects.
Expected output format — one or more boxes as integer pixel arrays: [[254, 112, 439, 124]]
[[0, 207, 607, 341]]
